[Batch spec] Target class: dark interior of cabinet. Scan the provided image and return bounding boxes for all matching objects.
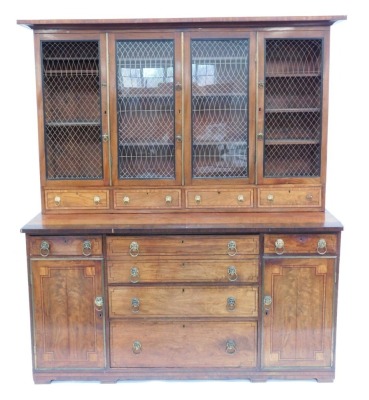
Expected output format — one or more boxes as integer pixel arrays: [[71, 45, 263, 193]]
[[263, 38, 323, 178], [42, 40, 103, 180]]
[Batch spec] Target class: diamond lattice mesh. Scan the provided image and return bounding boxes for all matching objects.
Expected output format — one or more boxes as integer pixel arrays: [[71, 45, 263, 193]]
[[191, 39, 249, 179], [42, 41, 102, 180], [264, 39, 322, 178], [116, 40, 175, 179]]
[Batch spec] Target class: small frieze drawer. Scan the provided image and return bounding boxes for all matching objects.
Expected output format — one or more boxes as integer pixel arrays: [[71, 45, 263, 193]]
[[107, 258, 259, 284], [264, 234, 338, 255], [114, 189, 181, 209], [29, 236, 103, 257], [110, 320, 257, 368], [258, 186, 322, 208], [109, 286, 258, 318], [186, 188, 253, 208], [45, 190, 109, 210], [107, 235, 259, 258]]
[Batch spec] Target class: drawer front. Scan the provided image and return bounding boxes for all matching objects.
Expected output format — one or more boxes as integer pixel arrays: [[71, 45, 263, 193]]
[[110, 320, 257, 368], [107, 236, 259, 258], [109, 286, 258, 318], [107, 258, 259, 284], [114, 189, 181, 209], [29, 236, 103, 257], [45, 190, 109, 210], [264, 234, 338, 255], [186, 189, 253, 209], [258, 186, 321, 208]]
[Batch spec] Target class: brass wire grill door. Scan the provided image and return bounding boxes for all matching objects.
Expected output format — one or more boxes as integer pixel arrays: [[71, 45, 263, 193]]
[[42, 41, 103, 180], [191, 39, 249, 179], [263, 39, 323, 178], [116, 40, 175, 180]]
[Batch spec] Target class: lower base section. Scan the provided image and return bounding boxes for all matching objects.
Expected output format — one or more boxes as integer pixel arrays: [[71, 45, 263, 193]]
[[33, 369, 335, 384]]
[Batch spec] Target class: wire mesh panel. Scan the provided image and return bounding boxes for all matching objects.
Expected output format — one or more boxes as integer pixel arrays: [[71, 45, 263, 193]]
[[263, 39, 323, 178], [116, 40, 175, 180], [191, 39, 249, 179], [42, 41, 103, 180]]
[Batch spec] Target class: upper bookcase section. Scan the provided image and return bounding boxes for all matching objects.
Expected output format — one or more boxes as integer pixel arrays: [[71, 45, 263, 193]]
[[17, 15, 346, 31]]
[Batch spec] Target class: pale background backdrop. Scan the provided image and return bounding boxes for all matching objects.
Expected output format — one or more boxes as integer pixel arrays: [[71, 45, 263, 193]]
[[1, 1, 365, 398]]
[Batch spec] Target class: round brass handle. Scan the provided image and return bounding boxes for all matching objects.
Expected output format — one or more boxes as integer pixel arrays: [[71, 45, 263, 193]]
[[123, 196, 130, 205], [306, 193, 313, 201], [54, 196, 61, 206], [267, 194, 274, 202], [317, 238, 327, 255], [131, 298, 140, 313], [132, 340, 142, 354], [94, 196, 101, 205], [227, 266, 238, 282], [257, 132, 264, 141], [130, 267, 140, 283], [129, 241, 139, 257], [227, 240, 237, 256], [82, 240, 92, 256], [40, 240, 50, 257], [94, 296, 103, 311], [165, 195, 172, 205], [226, 340, 237, 354], [227, 296, 236, 311], [275, 238, 285, 255], [237, 194, 244, 203], [194, 195, 201, 205]]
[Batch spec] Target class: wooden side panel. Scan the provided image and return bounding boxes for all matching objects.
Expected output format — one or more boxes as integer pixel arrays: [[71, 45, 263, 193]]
[[110, 320, 257, 368], [262, 258, 335, 367], [31, 259, 105, 369]]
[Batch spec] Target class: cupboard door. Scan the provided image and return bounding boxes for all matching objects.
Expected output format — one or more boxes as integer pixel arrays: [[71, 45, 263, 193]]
[[110, 33, 182, 186], [257, 31, 329, 185], [31, 259, 105, 369], [37, 34, 109, 186], [184, 31, 256, 186], [262, 257, 335, 368]]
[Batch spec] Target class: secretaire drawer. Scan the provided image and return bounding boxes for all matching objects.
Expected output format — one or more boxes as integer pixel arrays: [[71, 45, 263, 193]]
[[264, 234, 338, 255], [109, 286, 258, 318], [29, 236, 103, 257], [258, 186, 321, 208], [45, 189, 109, 210], [114, 189, 181, 209], [186, 189, 253, 209], [107, 258, 259, 284], [107, 236, 259, 258], [110, 320, 257, 368]]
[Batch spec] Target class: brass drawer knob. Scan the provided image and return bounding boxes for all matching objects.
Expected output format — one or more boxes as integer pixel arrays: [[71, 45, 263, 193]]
[[237, 194, 244, 203], [94, 196, 101, 205], [129, 241, 139, 257], [82, 240, 92, 256], [306, 193, 313, 201], [227, 296, 236, 311], [40, 240, 50, 257], [130, 267, 140, 283], [226, 340, 237, 354], [227, 266, 238, 281], [227, 240, 237, 256], [317, 238, 327, 255], [131, 298, 140, 313], [194, 195, 201, 205], [267, 194, 274, 202], [54, 196, 61, 206], [275, 238, 285, 255], [123, 196, 130, 205], [132, 340, 142, 354], [165, 195, 173, 205]]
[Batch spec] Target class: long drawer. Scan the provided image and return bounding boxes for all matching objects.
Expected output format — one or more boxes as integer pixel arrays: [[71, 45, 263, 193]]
[[109, 286, 258, 318], [107, 236, 259, 258], [107, 258, 259, 284], [110, 320, 257, 368]]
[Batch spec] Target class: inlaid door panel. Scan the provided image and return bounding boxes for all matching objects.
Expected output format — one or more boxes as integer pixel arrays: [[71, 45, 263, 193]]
[[262, 257, 335, 368], [31, 259, 105, 369]]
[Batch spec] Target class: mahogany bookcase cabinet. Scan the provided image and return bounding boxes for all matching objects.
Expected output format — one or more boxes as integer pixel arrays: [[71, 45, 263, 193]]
[[19, 16, 346, 383]]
